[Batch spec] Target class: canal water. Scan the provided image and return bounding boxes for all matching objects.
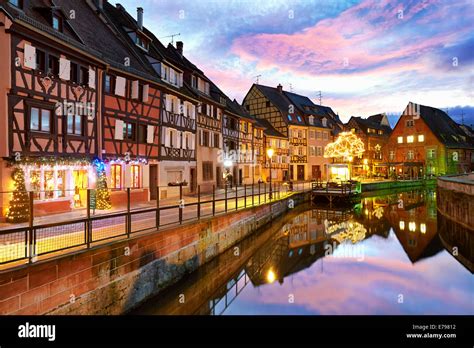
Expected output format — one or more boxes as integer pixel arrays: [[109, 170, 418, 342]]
[[131, 187, 473, 315]]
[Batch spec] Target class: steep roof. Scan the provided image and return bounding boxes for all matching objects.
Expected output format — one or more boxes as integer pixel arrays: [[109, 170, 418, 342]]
[[416, 104, 473, 149], [349, 115, 392, 134], [256, 119, 286, 138], [254, 84, 306, 126]]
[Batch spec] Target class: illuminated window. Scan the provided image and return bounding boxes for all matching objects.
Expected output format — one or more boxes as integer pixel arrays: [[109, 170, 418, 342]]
[[131, 165, 140, 188], [407, 150, 414, 160], [407, 136, 414, 143], [418, 134, 424, 142], [409, 222, 416, 232], [389, 151, 395, 161], [420, 223, 426, 234], [111, 164, 122, 189], [397, 136, 403, 143], [399, 221, 405, 230]]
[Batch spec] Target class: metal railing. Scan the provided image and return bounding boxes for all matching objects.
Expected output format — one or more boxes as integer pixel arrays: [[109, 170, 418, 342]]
[[0, 182, 312, 267]]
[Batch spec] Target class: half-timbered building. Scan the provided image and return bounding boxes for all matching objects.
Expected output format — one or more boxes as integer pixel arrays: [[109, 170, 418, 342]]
[[100, 3, 198, 199], [243, 83, 342, 181], [0, 0, 110, 217]]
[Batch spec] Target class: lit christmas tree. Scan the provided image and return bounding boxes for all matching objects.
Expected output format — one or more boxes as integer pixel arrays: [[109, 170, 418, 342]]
[[6, 168, 30, 223], [93, 158, 111, 210]]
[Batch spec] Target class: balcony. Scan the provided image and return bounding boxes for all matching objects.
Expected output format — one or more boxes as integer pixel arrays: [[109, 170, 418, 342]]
[[290, 155, 307, 163], [198, 114, 221, 130], [160, 146, 195, 161], [162, 110, 196, 131], [290, 138, 307, 146]]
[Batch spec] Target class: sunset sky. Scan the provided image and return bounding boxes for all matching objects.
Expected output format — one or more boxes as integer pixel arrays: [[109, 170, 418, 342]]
[[118, 0, 474, 124]]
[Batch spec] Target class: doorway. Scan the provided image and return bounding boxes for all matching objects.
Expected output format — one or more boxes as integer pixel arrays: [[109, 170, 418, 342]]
[[149, 164, 158, 200], [216, 167, 222, 188], [238, 168, 243, 186], [297, 165, 305, 181], [190, 167, 197, 193], [312, 165, 321, 180]]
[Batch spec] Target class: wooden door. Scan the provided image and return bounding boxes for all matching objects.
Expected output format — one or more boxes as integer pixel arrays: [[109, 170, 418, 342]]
[[149, 164, 158, 200]]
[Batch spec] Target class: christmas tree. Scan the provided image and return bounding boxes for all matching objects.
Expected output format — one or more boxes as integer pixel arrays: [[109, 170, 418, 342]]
[[6, 168, 30, 223], [93, 158, 111, 210]]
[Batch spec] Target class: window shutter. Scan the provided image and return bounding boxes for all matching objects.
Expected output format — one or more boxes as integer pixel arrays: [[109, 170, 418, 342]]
[[147, 125, 154, 144], [199, 129, 203, 146], [165, 95, 171, 111], [59, 58, 70, 80], [131, 80, 139, 99], [174, 131, 179, 148], [142, 84, 149, 102], [209, 132, 214, 148], [88, 67, 96, 88], [115, 76, 126, 97], [163, 127, 169, 147], [114, 120, 124, 140], [24, 44, 36, 69]]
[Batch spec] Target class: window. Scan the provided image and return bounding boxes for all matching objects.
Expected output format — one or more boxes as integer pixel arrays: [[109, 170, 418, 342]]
[[36, 50, 46, 72], [124, 122, 136, 141], [131, 165, 141, 188], [418, 134, 424, 142], [214, 133, 220, 148], [9, 0, 23, 8], [287, 115, 292, 121], [407, 150, 414, 160], [52, 15, 62, 31], [266, 101, 271, 108], [378, 130, 383, 135], [138, 124, 147, 144], [407, 135, 414, 143], [191, 76, 197, 89], [79, 66, 89, 85], [48, 55, 59, 76], [111, 164, 122, 189], [135, 35, 149, 50], [322, 118, 327, 127], [310, 146, 316, 156], [297, 116, 302, 122], [397, 136, 403, 143], [244, 165, 250, 178], [309, 130, 315, 139], [104, 75, 115, 94], [427, 149, 436, 159], [317, 146, 323, 156], [202, 131, 209, 147], [30, 107, 51, 132], [322, 132, 328, 140], [202, 162, 213, 181], [389, 151, 395, 161], [406, 119, 414, 127], [67, 115, 83, 136]]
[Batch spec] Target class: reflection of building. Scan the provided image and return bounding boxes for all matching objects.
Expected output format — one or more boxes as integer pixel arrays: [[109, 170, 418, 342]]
[[385, 189, 442, 263], [345, 114, 392, 179], [386, 102, 474, 178]]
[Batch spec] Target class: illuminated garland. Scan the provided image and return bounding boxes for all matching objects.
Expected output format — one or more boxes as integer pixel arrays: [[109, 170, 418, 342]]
[[7, 156, 92, 168], [324, 132, 365, 160], [6, 168, 30, 223]]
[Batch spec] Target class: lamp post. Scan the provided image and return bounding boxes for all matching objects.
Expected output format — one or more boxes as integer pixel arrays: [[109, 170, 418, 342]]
[[267, 148, 274, 200]]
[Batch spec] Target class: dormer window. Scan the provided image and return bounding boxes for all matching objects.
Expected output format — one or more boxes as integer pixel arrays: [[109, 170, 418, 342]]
[[135, 35, 149, 51], [9, 0, 23, 9], [322, 118, 327, 127], [191, 76, 197, 89], [52, 14, 62, 32]]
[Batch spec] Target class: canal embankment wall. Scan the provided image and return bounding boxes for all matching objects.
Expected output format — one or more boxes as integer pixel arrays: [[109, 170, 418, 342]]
[[0, 192, 309, 315], [437, 174, 474, 229], [361, 179, 436, 192]]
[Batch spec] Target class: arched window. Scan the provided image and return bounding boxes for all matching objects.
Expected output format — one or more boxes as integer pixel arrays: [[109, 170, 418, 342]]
[[111, 164, 122, 189]]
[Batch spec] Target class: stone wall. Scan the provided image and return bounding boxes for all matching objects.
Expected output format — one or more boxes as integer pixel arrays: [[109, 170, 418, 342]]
[[0, 192, 308, 315], [437, 175, 474, 230]]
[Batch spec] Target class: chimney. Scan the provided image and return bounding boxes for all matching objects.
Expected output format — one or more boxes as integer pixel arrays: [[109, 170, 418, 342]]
[[137, 7, 144, 30], [176, 41, 183, 56], [277, 84, 283, 93]]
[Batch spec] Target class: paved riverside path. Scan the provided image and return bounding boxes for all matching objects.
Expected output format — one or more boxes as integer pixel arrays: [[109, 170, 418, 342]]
[[0, 183, 309, 265]]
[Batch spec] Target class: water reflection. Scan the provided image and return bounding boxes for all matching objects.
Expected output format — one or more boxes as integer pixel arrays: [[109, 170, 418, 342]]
[[132, 188, 473, 315]]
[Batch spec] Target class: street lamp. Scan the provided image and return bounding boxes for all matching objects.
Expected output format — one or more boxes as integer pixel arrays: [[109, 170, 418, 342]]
[[267, 148, 274, 200]]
